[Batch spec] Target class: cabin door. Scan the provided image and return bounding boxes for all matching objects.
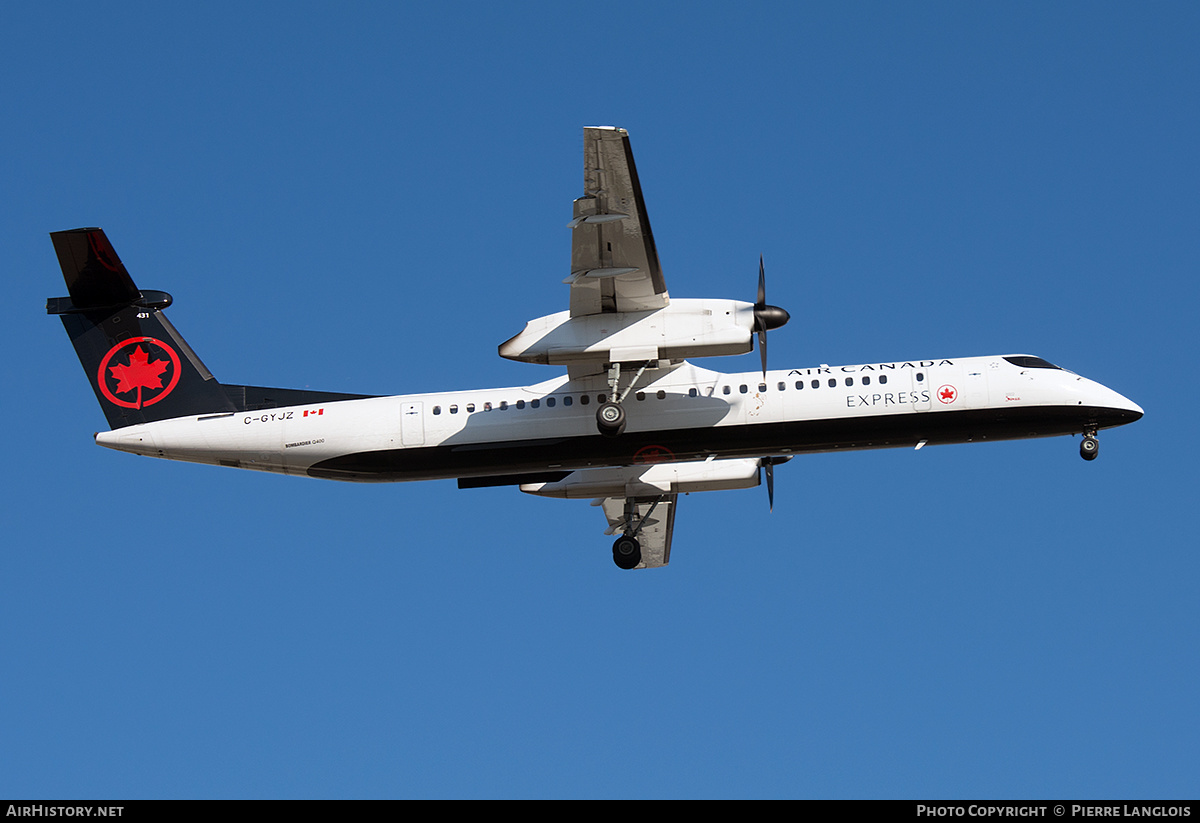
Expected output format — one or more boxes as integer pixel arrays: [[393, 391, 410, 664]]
[[401, 402, 425, 446]]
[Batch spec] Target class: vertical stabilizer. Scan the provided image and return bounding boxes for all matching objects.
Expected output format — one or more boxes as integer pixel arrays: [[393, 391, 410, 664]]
[[47, 228, 236, 429]]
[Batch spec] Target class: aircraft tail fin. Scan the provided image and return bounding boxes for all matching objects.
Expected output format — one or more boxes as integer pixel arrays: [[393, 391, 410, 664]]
[[47, 228, 237, 429]]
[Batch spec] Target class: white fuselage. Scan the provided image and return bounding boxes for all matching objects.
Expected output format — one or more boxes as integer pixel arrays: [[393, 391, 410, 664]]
[[94, 354, 1143, 483]]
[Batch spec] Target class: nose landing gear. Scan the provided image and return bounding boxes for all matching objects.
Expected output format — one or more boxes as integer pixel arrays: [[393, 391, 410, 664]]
[[1080, 431, 1099, 461]]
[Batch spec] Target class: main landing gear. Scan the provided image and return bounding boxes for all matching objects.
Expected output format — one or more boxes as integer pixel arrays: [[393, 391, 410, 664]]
[[1080, 432, 1099, 461], [595, 361, 653, 437], [610, 495, 665, 569]]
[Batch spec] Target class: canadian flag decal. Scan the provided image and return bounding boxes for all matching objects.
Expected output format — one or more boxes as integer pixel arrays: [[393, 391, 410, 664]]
[[303, 408, 323, 417]]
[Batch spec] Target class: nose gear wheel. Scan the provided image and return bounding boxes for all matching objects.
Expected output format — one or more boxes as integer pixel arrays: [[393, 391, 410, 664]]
[[1080, 434, 1099, 461]]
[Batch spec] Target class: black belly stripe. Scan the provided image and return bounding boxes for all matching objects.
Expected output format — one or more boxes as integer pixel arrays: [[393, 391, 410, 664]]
[[305, 405, 1141, 483]]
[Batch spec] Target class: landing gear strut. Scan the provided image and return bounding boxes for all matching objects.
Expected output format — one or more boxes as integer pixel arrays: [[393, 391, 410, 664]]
[[1080, 432, 1099, 461], [595, 361, 653, 437]]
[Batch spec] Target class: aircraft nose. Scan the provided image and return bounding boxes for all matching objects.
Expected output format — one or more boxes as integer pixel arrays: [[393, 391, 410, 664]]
[[1090, 382, 1143, 425], [1116, 392, 1144, 421]]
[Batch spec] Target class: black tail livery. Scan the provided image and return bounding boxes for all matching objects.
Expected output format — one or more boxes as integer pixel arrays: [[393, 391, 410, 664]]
[[47, 228, 371, 429]]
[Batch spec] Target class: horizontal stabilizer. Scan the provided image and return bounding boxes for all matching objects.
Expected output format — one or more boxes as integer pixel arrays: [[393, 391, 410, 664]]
[[50, 228, 141, 309]]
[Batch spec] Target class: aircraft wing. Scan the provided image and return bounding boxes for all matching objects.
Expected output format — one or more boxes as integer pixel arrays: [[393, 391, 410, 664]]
[[599, 493, 677, 569], [568, 126, 668, 317]]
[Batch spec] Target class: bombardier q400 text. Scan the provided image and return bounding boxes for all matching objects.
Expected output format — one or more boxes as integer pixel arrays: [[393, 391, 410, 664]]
[[49, 127, 1143, 569]]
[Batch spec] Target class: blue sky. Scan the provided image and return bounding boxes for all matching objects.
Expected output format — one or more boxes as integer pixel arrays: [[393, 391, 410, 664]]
[[3, 2, 1197, 799]]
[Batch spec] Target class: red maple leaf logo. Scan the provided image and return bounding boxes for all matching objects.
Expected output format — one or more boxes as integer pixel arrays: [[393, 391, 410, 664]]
[[97, 338, 182, 409], [109, 345, 170, 397], [634, 445, 675, 464], [938, 385, 957, 403]]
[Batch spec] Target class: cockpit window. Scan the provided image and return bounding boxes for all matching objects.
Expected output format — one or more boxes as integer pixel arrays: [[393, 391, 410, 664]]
[[1004, 356, 1062, 370]]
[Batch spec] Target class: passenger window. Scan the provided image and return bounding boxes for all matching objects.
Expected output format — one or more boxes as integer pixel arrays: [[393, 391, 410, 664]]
[[563, 396, 572, 407], [499, 401, 508, 410], [723, 385, 731, 395], [636, 392, 645, 401], [916, 373, 924, 383], [795, 381, 803, 390], [846, 377, 854, 387], [656, 390, 666, 400], [862, 376, 870, 386], [484, 402, 492, 411], [811, 380, 819, 389], [546, 397, 555, 407], [778, 382, 786, 391], [531, 399, 540, 408], [450, 405, 458, 414], [579, 395, 588, 406], [879, 375, 888, 385], [432, 406, 441, 415], [828, 378, 836, 388], [466, 403, 475, 412], [759, 383, 767, 392], [516, 400, 525, 409], [739, 384, 748, 394], [688, 388, 698, 398]]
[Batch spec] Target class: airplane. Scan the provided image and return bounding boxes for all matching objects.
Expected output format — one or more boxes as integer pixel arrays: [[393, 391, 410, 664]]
[[47, 126, 1143, 570]]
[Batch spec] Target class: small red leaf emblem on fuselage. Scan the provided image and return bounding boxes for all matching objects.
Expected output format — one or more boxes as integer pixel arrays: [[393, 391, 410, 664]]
[[633, 445, 675, 464]]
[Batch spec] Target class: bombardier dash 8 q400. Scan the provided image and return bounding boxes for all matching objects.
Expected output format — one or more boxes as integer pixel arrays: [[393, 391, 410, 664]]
[[49, 127, 1142, 569]]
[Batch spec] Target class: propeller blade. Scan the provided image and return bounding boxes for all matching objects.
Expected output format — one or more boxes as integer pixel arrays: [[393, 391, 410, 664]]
[[752, 255, 789, 378], [758, 457, 777, 512], [759, 325, 768, 379], [766, 459, 774, 512], [759, 456, 791, 512], [757, 254, 766, 308]]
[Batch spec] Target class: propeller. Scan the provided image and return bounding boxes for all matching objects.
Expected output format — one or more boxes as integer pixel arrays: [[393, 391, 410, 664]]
[[758, 456, 793, 512], [753, 255, 790, 378]]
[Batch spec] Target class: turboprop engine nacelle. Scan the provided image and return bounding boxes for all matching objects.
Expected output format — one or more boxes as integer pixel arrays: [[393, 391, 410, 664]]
[[519, 458, 762, 499], [499, 298, 756, 365]]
